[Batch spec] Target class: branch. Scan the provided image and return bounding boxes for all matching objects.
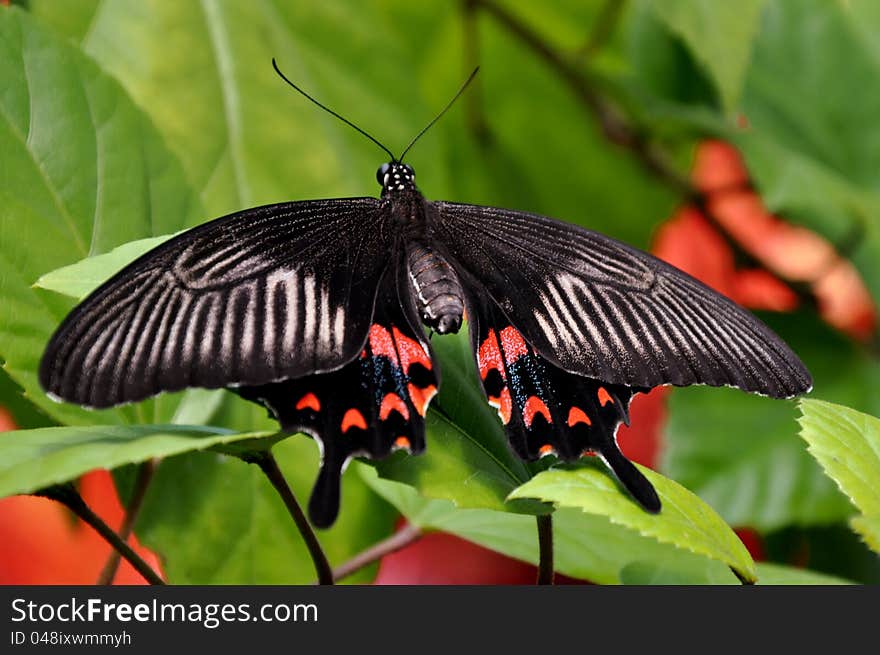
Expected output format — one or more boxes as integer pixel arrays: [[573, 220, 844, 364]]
[[577, 0, 627, 61], [40, 484, 164, 586], [536, 514, 554, 585], [331, 522, 422, 583], [249, 451, 334, 585], [97, 459, 158, 585]]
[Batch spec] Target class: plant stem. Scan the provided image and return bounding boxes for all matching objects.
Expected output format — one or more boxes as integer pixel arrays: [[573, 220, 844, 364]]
[[96, 459, 158, 585], [251, 451, 334, 585], [41, 485, 164, 585], [536, 514, 554, 585], [577, 0, 627, 61], [331, 523, 423, 583]]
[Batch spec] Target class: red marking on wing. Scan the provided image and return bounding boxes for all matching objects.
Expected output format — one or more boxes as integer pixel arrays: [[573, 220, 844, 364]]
[[394, 436, 411, 450], [393, 327, 432, 373], [380, 393, 410, 421], [539, 444, 554, 457], [487, 388, 512, 424], [295, 392, 321, 412], [567, 407, 592, 427], [523, 396, 552, 428], [367, 324, 398, 363], [478, 329, 504, 380], [341, 408, 368, 433], [581, 448, 598, 457], [597, 387, 614, 407], [499, 326, 529, 364], [408, 383, 437, 417]]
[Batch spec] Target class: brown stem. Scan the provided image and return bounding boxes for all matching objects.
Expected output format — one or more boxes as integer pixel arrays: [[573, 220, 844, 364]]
[[536, 514, 554, 585], [96, 459, 158, 585], [251, 451, 334, 585], [331, 522, 422, 583], [41, 485, 165, 585]]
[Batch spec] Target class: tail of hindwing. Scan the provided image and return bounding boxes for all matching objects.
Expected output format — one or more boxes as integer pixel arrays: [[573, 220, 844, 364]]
[[238, 266, 438, 527], [468, 294, 660, 513]]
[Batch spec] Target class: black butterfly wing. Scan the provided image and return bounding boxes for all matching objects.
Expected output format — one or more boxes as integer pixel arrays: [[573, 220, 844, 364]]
[[40, 198, 392, 408], [432, 201, 812, 399], [466, 291, 659, 512], [238, 258, 439, 527]]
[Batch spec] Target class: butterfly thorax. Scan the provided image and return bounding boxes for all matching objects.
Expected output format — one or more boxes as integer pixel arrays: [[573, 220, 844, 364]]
[[376, 162, 465, 335]]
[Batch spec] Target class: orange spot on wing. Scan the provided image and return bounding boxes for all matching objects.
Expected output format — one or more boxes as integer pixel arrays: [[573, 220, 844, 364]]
[[567, 407, 592, 427], [487, 388, 512, 424], [394, 436, 411, 450], [499, 326, 528, 363], [539, 444, 554, 457], [393, 327, 432, 373], [523, 396, 551, 428], [581, 448, 598, 457], [295, 392, 321, 412], [380, 393, 410, 421], [408, 383, 437, 417], [341, 408, 367, 433], [597, 387, 614, 407], [478, 329, 504, 380], [367, 324, 398, 363]]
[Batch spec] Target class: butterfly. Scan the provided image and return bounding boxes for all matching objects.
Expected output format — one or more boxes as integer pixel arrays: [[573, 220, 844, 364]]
[[39, 63, 812, 528]]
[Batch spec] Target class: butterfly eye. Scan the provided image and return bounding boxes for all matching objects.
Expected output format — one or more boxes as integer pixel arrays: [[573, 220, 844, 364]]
[[376, 163, 391, 186]]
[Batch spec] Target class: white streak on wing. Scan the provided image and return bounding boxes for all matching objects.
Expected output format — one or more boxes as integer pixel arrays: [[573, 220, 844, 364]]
[[333, 305, 345, 353], [302, 274, 317, 347], [544, 276, 580, 349], [277, 270, 299, 353], [221, 291, 237, 362], [317, 285, 331, 351], [240, 284, 255, 362], [533, 310, 558, 349], [562, 277, 611, 358], [199, 295, 219, 363], [163, 293, 193, 367], [262, 276, 276, 368]]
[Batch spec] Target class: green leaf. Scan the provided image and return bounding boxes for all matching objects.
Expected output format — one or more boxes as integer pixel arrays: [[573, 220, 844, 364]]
[[0, 9, 204, 427], [31, 0, 675, 249], [508, 462, 757, 582], [34, 233, 178, 300], [798, 399, 880, 517], [754, 562, 854, 586], [661, 313, 869, 532], [360, 466, 741, 585], [132, 436, 396, 584], [736, 0, 880, 303], [651, 0, 767, 111], [850, 516, 880, 555], [0, 423, 273, 498]]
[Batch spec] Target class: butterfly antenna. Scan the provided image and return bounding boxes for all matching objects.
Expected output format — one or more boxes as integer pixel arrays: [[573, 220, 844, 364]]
[[398, 67, 480, 162], [272, 58, 396, 162]]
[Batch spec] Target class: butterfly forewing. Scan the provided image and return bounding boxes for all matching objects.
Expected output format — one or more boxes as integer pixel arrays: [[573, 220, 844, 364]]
[[39, 198, 391, 408], [433, 201, 812, 399]]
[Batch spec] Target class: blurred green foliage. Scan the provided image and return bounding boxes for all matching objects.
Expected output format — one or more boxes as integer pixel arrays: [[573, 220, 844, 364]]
[[1, 1, 878, 584]]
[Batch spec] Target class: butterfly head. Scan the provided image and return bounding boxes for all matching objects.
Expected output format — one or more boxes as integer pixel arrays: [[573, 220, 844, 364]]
[[377, 162, 416, 195]]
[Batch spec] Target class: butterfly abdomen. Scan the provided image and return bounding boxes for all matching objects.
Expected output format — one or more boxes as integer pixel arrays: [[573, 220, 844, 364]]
[[406, 241, 464, 334]]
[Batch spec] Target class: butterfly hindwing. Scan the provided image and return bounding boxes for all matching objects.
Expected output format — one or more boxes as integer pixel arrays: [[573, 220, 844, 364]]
[[468, 294, 660, 512], [434, 202, 812, 399], [39, 198, 390, 408], [237, 263, 439, 527]]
